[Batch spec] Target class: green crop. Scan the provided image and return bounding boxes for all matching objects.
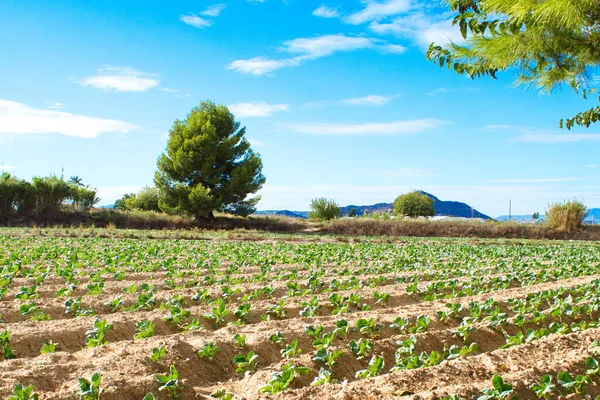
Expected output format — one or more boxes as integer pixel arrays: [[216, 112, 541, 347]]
[[355, 355, 384, 379], [85, 319, 113, 347], [134, 320, 155, 340], [260, 363, 309, 394], [8, 384, 39, 400], [155, 365, 181, 397], [198, 342, 220, 360], [78, 373, 103, 400], [40, 340, 57, 354], [150, 346, 167, 362], [0, 329, 16, 359], [234, 351, 259, 374]]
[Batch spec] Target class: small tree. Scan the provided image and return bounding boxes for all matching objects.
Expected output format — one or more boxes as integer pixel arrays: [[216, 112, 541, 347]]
[[31, 175, 73, 217], [0, 173, 32, 221], [155, 101, 265, 219], [546, 200, 588, 232], [532, 212, 540, 220], [347, 208, 357, 218], [308, 198, 341, 221], [393, 191, 435, 218], [115, 187, 160, 212]]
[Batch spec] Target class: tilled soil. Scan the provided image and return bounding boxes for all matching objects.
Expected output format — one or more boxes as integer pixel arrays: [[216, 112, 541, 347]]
[[2, 236, 600, 399]]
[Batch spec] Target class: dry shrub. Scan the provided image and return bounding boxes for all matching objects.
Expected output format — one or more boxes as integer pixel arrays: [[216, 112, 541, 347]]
[[545, 200, 588, 232], [323, 218, 598, 240]]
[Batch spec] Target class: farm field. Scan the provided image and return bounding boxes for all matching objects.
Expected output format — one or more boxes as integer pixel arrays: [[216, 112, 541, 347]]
[[1, 232, 600, 399]]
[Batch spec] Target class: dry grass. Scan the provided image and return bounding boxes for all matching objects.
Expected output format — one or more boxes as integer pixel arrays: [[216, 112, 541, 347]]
[[323, 218, 600, 240]]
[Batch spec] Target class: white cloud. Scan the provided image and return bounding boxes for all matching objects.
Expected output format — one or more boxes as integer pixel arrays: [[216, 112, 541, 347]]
[[382, 43, 407, 53], [248, 138, 266, 146], [159, 88, 179, 93], [180, 14, 212, 28], [582, 164, 600, 169], [486, 125, 600, 143], [77, 66, 159, 92], [370, 12, 463, 48], [345, 0, 412, 25], [367, 167, 439, 178], [47, 102, 65, 109], [0, 99, 136, 138], [342, 94, 392, 106], [485, 178, 583, 183], [281, 119, 448, 136], [313, 5, 340, 18], [512, 133, 600, 143], [228, 102, 289, 118], [202, 4, 226, 17], [227, 34, 402, 76], [0, 165, 16, 171], [227, 57, 300, 76]]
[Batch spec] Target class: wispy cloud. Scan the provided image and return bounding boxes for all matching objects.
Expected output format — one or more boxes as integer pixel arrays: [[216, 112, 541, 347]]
[[280, 119, 449, 136], [47, 102, 65, 109], [159, 88, 179, 93], [512, 133, 600, 143], [97, 185, 144, 206], [367, 167, 439, 178], [180, 14, 212, 28], [313, 5, 339, 18], [228, 102, 289, 118], [76, 66, 159, 92], [227, 34, 404, 75], [202, 4, 226, 17], [582, 164, 600, 169], [342, 94, 393, 106], [485, 178, 583, 183], [370, 11, 463, 48], [0, 164, 16, 171], [486, 125, 600, 143], [345, 0, 411, 25], [426, 87, 479, 97], [247, 138, 266, 146], [0, 99, 136, 138]]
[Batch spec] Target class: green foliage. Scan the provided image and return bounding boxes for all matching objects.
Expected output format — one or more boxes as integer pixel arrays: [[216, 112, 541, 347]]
[[393, 191, 435, 218], [78, 373, 103, 400], [426, 0, 600, 129], [355, 354, 385, 379], [150, 346, 167, 362], [308, 197, 341, 221], [155, 365, 181, 397], [234, 351, 259, 374], [31, 175, 74, 217], [546, 200, 588, 232], [134, 320, 155, 340], [198, 342, 220, 360], [477, 375, 514, 400], [0, 173, 33, 221], [530, 375, 556, 399], [0, 329, 16, 360], [155, 100, 265, 218], [40, 340, 57, 354], [115, 187, 160, 212], [85, 318, 113, 348], [260, 363, 309, 394], [7, 384, 39, 400]]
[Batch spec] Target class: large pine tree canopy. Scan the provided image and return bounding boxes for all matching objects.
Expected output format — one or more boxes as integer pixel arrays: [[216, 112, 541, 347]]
[[427, 0, 600, 129], [155, 101, 265, 218]]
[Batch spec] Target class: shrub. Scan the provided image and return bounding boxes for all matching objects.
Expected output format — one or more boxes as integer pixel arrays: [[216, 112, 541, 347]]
[[31, 176, 73, 217], [0, 173, 33, 221], [546, 200, 588, 232], [115, 187, 160, 212], [308, 198, 341, 221], [393, 191, 435, 218]]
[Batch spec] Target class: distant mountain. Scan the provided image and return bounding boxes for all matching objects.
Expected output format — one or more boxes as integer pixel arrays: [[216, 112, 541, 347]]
[[254, 210, 307, 219], [497, 208, 600, 224], [255, 192, 492, 220]]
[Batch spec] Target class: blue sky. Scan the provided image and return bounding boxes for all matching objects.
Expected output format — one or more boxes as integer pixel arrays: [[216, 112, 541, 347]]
[[1, 0, 598, 217]]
